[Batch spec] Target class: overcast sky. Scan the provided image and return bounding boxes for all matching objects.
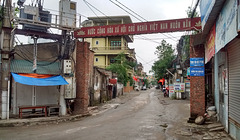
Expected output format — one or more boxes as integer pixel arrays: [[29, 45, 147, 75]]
[[11, 0, 199, 74]]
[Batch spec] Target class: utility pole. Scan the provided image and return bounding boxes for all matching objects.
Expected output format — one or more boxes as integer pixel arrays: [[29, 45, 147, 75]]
[[1, 0, 12, 119]]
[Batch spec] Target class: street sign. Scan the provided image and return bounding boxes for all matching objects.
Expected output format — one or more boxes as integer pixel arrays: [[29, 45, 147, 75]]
[[74, 17, 201, 38], [190, 67, 205, 76], [174, 83, 185, 92], [190, 58, 204, 67]]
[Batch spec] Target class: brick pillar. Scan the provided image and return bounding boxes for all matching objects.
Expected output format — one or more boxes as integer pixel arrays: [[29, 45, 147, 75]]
[[189, 36, 205, 120], [74, 41, 94, 115]]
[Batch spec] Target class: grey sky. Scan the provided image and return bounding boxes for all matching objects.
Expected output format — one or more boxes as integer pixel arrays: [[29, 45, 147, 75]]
[[11, 0, 198, 74]]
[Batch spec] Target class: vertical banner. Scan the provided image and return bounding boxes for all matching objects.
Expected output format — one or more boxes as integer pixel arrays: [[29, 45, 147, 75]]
[[205, 24, 216, 63], [169, 84, 175, 98]]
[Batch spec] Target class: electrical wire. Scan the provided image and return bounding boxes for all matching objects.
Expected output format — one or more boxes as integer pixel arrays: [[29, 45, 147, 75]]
[[134, 35, 161, 44], [114, 0, 148, 22], [142, 57, 159, 65], [109, 0, 144, 22], [191, 0, 200, 18], [135, 55, 152, 66], [15, 36, 59, 61], [83, 0, 105, 24], [83, 0, 116, 23], [109, 0, 178, 42]]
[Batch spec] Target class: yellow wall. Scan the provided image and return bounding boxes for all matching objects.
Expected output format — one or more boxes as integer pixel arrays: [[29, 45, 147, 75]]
[[92, 38, 106, 47], [94, 56, 106, 68]]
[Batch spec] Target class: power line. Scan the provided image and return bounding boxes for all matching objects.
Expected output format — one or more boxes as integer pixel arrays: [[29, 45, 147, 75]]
[[83, 0, 104, 24], [109, 0, 144, 22], [109, 0, 178, 42], [144, 57, 159, 64], [135, 55, 152, 66], [83, 0, 116, 23], [114, 0, 148, 22], [135, 36, 161, 44], [191, 0, 200, 18]]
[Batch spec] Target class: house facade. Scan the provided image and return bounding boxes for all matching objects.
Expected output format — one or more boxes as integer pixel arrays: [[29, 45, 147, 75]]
[[10, 42, 69, 117], [199, 0, 240, 139], [82, 16, 136, 69]]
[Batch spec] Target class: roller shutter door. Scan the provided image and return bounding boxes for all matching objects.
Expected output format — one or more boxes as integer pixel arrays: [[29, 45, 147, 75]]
[[228, 39, 240, 125]]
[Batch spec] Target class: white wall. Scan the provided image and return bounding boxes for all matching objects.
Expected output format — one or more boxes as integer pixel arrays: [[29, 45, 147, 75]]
[[12, 81, 60, 115]]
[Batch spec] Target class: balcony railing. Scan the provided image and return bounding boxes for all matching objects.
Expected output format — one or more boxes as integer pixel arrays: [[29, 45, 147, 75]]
[[92, 46, 128, 51], [92, 46, 136, 60]]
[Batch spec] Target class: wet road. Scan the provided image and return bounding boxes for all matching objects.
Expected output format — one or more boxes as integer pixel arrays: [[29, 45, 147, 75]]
[[0, 89, 191, 140]]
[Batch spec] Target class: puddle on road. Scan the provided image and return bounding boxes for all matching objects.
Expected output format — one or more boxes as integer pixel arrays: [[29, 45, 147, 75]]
[[159, 123, 168, 128]]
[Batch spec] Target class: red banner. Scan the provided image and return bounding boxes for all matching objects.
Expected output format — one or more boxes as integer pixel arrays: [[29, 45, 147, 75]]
[[205, 24, 215, 63], [74, 17, 201, 38]]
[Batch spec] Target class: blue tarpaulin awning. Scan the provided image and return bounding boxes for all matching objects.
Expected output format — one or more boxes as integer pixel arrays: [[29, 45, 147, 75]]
[[11, 73, 68, 86]]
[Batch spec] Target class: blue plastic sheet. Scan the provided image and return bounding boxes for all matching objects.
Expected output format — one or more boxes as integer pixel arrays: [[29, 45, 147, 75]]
[[11, 73, 68, 86]]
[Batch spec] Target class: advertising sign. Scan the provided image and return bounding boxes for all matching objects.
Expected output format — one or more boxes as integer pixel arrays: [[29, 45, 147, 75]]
[[190, 58, 204, 67], [190, 67, 205, 76], [174, 83, 185, 92], [205, 24, 215, 63], [74, 17, 201, 38], [169, 84, 175, 98], [216, 0, 237, 53]]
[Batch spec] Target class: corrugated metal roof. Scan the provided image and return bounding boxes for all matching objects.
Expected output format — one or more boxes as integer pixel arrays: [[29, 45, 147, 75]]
[[11, 59, 61, 75]]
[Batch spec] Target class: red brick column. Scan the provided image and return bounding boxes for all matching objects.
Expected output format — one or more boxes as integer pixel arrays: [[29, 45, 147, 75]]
[[74, 41, 94, 115], [190, 40, 206, 119]]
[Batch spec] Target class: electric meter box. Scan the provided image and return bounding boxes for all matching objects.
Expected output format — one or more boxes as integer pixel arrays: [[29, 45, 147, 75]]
[[63, 60, 72, 74], [59, 0, 76, 28]]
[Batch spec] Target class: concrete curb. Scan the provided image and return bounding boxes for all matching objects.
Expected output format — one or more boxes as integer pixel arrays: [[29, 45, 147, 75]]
[[0, 113, 91, 127]]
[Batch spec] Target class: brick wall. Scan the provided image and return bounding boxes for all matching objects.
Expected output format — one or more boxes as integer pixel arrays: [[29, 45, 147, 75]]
[[190, 43, 205, 118], [74, 41, 94, 115], [123, 82, 134, 93]]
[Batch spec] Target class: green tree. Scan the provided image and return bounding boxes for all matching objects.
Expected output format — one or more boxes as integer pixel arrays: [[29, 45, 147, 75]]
[[106, 52, 135, 86], [151, 40, 175, 81], [186, 6, 199, 18]]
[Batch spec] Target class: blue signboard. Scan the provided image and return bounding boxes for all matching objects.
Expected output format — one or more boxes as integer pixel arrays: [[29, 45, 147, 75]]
[[190, 67, 205, 76], [190, 58, 204, 67]]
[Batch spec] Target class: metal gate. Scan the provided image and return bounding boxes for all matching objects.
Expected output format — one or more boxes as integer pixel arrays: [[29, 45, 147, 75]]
[[228, 39, 240, 126]]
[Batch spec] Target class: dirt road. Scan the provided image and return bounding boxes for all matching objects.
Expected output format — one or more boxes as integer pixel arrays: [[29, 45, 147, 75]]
[[0, 89, 226, 140]]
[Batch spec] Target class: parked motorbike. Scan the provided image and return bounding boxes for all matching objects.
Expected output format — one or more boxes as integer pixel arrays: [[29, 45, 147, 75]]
[[163, 87, 169, 97]]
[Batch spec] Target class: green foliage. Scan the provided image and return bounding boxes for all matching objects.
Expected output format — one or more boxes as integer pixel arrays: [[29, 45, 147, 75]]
[[143, 78, 149, 87], [129, 76, 134, 86], [186, 6, 199, 18], [106, 52, 134, 86], [106, 63, 129, 85], [152, 40, 175, 81]]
